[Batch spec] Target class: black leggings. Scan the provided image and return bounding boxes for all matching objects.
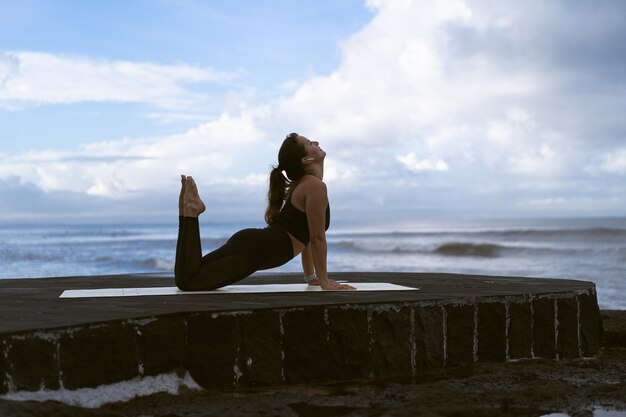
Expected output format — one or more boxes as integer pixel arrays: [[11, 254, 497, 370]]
[[174, 217, 294, 291]]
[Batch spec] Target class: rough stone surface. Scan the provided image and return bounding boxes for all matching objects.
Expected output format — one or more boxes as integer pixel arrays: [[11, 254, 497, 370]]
[[580, 293, 602, 354], [413, 306, 444, 381], [2, 346, 625, 417], [445, 304, 474, 366], [0, 272, 597, 335], [282, 308, 338, 383], [186, 313, 239, 388], [238, 310, 283, 386], [533, 297, 556, 359], [6, 336, 59, 391], [0, 337, 8, 395], [601, 310, 626, 348], [136, 315, 186, 376], [477, 302, 506, 362], [509, 299, 532, 359], [0, 273, 602, 393], [369, 307, 412, 381], [557, 298, 579, 359], [326, 307, 370, 381], [59, 322, 139, 389]]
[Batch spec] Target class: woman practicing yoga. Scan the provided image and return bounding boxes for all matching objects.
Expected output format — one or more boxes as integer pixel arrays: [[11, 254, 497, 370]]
[[175, 133, 356, 291]]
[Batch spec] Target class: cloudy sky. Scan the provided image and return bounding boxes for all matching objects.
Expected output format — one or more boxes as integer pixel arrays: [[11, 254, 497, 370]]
[[1, 0, 625, 222]]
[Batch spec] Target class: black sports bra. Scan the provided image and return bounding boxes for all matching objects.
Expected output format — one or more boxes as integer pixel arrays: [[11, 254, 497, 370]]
[[275, 197, 330, 245]]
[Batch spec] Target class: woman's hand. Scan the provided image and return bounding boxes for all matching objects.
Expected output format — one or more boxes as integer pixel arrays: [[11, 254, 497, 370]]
[[317, 279, 356, 291]]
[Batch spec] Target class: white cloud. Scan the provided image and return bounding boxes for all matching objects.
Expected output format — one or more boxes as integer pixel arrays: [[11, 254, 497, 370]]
[[594, 149, 626, 175], [517, 195, 626, 214], [1, 0, 625, 217], [0, 51, 236, 111], [507, 145, 560, 177], [324, 158, 359, 184], [0, 109, 268, 199], [397, 152, 449, 173]]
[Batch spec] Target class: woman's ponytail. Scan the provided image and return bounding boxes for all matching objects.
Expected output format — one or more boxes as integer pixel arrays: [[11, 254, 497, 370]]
[[265, 133, 306, 225], [265, 166, 287, 225]]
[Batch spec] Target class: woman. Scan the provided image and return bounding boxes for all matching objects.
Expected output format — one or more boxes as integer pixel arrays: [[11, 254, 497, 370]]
[[175, 133, 355, 291]]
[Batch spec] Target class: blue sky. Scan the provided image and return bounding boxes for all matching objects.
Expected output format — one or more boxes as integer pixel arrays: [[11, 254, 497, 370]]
[[0, 0, 372, 153], [1, 0, 625, 221]]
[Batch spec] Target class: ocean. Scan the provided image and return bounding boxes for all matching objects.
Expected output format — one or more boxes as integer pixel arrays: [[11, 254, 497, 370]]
[[1, 217, 624, 310]]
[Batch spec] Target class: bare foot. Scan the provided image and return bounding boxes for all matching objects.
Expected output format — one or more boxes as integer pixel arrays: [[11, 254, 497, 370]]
[[183, 176, 206, 217], [178, 175, 187, 216], [307, 278, 320, 286]]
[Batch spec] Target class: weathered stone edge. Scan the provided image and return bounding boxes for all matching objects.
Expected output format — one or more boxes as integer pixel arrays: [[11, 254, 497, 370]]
[[0, 288, 600, 394]]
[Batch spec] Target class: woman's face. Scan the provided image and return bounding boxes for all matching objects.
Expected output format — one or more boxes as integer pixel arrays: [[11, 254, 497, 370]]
[[299, 135, 326, 162]]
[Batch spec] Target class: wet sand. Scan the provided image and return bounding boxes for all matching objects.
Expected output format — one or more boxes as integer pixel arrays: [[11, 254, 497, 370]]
[[1, 310, 624, 417]]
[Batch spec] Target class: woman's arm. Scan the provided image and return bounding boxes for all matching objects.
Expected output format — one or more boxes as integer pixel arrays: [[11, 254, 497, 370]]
[[301, 244, 314, 277], [304, 178, 354, 291]]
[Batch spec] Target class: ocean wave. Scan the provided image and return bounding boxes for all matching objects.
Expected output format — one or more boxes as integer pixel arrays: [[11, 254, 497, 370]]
[[45, 229, 141, 238], [435, 242, 502, 257], [434, 242, 603, 258], [31, 233, 220, 246], [331, 240, 602, 258], [136, 257, 175, 272], [333, 240, 504, 257], [0, 248, 64, 262], [91, 256, 175, 272], [94, 256, 114, 263], [331, 226, 626, 241], [475, 227, 626, 240]]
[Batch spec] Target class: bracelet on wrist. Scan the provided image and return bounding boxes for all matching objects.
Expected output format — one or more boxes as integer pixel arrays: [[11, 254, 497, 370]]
[[304, 273, 317, 283]]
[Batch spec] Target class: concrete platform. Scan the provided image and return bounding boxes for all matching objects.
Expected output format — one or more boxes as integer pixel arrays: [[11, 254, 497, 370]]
[[0, 272, 602, 394]]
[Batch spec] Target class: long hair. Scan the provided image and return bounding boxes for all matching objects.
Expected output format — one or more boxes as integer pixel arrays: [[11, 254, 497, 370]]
[[265, 132, 307, 225]]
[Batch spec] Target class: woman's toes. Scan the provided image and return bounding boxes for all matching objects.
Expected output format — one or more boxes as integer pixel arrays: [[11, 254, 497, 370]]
[[188, 182, 198, 197]]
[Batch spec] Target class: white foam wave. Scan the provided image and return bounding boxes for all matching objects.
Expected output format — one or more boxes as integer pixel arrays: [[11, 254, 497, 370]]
[[0, 371, 202, 409]]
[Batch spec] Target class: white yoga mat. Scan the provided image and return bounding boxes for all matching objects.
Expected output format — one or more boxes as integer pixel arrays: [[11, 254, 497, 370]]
[[60, 283, 419, 298]]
